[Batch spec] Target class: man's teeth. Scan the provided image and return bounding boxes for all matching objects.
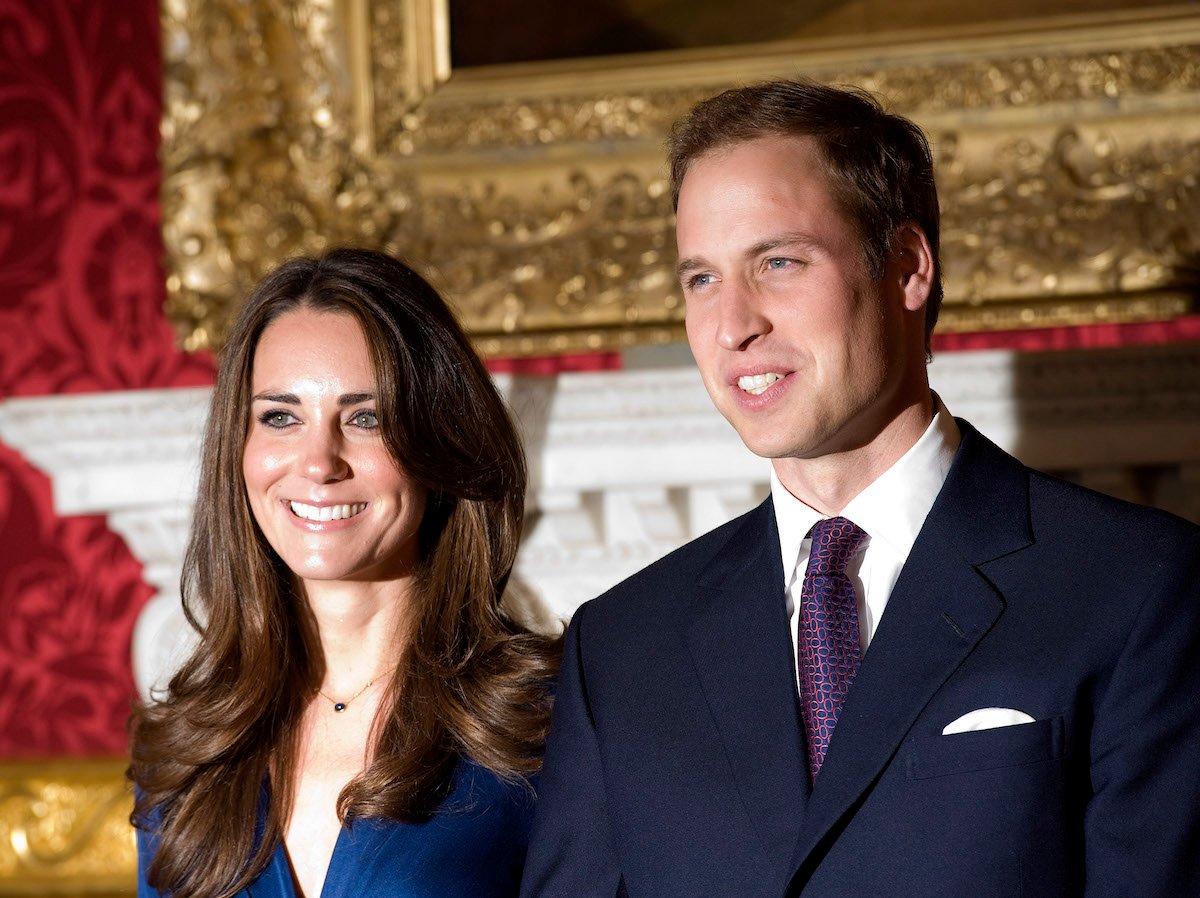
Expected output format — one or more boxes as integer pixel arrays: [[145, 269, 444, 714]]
[[289, 501, 367, 522], [737, 373, 783, 395]]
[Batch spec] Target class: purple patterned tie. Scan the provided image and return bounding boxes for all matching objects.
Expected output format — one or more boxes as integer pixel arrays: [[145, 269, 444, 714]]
[[798, 516, 867, 782]]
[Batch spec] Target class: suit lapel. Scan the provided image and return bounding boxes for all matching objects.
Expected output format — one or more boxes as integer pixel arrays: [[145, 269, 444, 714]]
[[686, 498, 810, 861], [789, 422, 1033, 879]]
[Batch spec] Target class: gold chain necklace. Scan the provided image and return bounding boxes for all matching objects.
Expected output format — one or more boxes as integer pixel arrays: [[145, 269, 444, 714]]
[[317, 665, 396, 713]]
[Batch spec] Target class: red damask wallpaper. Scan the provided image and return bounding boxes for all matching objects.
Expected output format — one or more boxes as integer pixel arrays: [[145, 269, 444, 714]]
[[0, 0, 213, 756]]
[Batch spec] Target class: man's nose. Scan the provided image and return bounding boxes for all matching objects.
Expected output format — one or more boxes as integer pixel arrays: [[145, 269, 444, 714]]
[[716, 281, 771, 351]]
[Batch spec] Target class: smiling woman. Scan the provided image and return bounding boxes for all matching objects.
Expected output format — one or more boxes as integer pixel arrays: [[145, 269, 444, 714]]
[[243, 309, 428, 586], [127, 250, 559, 898]]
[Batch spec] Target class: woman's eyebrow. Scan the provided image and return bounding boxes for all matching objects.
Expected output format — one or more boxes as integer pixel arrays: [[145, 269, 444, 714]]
[[251, 392, 299, 404]]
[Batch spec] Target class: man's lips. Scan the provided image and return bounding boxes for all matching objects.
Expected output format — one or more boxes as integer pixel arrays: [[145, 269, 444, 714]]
[[729, 369, 793, 396]]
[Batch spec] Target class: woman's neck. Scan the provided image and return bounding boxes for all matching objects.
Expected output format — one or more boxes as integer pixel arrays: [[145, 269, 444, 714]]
[[299, 577, 414, 696]]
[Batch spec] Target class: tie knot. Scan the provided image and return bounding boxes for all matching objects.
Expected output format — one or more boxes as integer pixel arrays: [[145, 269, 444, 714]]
[[808, 516, 867, 575]]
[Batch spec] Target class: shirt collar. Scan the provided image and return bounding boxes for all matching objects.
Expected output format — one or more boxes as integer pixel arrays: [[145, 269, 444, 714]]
[[771, 397, 961, 580]]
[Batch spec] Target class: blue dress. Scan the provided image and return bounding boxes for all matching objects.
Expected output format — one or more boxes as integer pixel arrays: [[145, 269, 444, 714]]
[[136, 759, 535, 897]]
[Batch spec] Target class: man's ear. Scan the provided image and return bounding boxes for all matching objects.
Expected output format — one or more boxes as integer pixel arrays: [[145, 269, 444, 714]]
[[890, 222, 935, 313]]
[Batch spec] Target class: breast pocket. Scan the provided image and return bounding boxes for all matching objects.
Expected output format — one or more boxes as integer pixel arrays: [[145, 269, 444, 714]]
[[907, 715, 1065, 780]]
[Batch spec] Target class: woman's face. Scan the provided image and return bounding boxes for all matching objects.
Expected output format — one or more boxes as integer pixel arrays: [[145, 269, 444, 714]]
[[242, 307, 427, 585]]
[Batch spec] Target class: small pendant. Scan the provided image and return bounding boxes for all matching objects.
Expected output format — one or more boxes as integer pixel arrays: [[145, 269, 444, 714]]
[[333, 702, 347, 712]]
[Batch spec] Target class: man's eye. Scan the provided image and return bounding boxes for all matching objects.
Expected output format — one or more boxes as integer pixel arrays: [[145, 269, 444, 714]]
[[766, 257, 793, 270], [688, 273, 715, 288], [350, 410, 379, 428], [259, 410, 297, 428]]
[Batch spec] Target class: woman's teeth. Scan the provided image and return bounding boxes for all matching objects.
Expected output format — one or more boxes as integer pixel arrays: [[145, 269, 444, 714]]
[[289, 501, 367, 522], [737, 372, 782, 395]]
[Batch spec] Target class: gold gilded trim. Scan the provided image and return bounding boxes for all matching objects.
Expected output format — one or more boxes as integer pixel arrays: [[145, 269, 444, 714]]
[[0, 759, 133, 896], [163, 4, 1200, 356]]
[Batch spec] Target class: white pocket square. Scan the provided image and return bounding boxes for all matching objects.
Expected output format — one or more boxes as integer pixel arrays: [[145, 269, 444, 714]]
[[941, 707, 1036, 735]]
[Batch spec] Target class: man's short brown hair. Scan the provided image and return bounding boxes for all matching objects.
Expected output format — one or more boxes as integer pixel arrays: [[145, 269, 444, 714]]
[[667, 79, 943, 349]]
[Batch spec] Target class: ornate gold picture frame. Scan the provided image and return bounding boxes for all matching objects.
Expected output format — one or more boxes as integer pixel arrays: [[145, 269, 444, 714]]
[[162, 1, 1200, 357], [0, 759, 133, 896]]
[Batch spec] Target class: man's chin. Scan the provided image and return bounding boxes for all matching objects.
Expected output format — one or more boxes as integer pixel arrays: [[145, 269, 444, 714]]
[[735, 431, 807, 461]]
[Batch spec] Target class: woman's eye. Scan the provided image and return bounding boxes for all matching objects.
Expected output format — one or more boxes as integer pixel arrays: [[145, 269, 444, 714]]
[[350, 410, 379, 429], [259, 410, 297, 428]]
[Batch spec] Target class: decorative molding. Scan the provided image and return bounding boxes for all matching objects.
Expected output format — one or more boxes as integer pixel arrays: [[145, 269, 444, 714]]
[[391, 36, 1200, 153], [0, 389, 209, 516], [4, 344, 1199, 685], [369, 0, 448, 119], [0, 759, 133, 895], [0, 389, 207, 701], [162, 3, 1200, 356]]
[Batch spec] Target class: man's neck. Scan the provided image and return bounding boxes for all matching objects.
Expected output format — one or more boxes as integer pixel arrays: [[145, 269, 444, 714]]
[[771, 394, 935, 515]]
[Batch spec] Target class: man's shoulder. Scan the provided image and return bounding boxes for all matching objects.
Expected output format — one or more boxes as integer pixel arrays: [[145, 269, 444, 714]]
[[957, 430, 1200, 591], [572, 497, 771, 633], [956, 417, 1198, 549], [1026, 465, 1200, 553]]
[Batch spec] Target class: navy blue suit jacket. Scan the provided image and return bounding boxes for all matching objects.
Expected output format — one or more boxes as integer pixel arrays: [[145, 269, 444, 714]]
[[522, 421, 1200, 896]]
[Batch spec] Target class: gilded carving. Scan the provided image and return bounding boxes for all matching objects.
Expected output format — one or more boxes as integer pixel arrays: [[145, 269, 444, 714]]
[[163, 2, 1200, 355], [937, 124, 1200, 307], [391, 45, 1200, 154], [0, 760, 134, 894], [163, 0, 425, 350], [416, 169, 677, 328], [370, 0, 449, 125], [391, 89, 712, 154]]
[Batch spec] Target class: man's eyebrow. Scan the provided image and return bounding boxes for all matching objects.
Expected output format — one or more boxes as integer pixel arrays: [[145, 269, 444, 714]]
[[676, 257, 707, 279], [747, 233, 821, 256], [676, 234, 823, 280]]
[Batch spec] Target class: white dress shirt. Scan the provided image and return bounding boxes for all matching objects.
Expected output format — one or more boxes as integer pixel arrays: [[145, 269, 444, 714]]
[[772, 401, 961, 684]]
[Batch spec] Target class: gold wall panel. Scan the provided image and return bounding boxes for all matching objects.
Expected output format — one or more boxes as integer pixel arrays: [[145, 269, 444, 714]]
[[0, 760, 133, 896], [163, 2, 1200, 355]]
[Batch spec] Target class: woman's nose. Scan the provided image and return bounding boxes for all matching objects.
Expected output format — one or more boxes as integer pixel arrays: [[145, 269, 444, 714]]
[[300, 429, 349, 482]]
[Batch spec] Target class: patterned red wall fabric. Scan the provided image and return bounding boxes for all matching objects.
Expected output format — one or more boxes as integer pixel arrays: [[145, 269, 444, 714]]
[[0, 0, 213, 756]]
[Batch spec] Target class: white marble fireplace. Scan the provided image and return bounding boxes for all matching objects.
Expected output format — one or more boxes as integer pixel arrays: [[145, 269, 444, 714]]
[[1, 343, 1197, 697]]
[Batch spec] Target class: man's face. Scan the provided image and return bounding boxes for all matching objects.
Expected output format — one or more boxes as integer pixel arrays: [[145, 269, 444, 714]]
[[677, 134, 926, 466]]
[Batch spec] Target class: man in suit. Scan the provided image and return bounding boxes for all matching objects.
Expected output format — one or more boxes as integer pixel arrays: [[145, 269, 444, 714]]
[[521, 80, 1200, 896]]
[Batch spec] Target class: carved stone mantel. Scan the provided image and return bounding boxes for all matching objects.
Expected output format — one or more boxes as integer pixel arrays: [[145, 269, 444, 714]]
[[2, 345, 1198, 699]]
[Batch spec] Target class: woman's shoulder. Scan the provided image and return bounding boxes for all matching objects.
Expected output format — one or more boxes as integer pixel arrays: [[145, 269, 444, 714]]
[[328, 757, 534, 897], [439, 755, 538, 824]]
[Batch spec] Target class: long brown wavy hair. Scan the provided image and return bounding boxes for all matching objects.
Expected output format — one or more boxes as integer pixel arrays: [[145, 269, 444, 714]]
[[128, 249, 559, 898]]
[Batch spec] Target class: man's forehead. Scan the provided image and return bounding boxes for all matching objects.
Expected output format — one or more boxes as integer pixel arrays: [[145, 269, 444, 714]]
[[686, 132, 822, 174], [677, 135, 834, 213]]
